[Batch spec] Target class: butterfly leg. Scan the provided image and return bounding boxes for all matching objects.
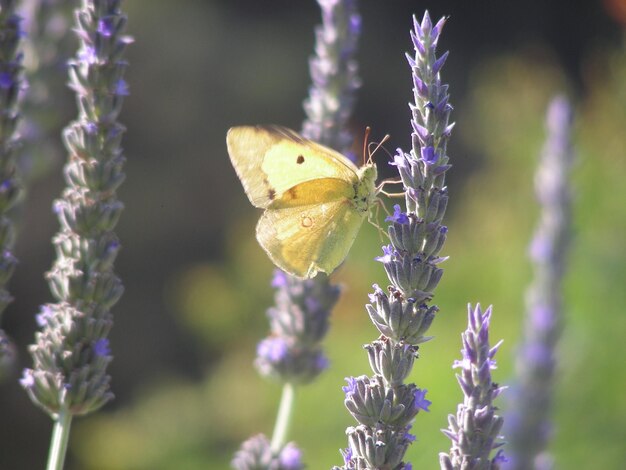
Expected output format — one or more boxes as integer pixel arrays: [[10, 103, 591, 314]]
[[368, 199, 390, 242], [376, 178, 406, 198]]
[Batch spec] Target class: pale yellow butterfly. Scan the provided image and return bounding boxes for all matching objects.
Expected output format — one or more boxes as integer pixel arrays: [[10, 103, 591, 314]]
[[226, 125, 378, 278]]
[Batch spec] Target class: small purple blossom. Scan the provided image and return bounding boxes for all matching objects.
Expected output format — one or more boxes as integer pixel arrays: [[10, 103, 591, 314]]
[[93, 338, 111, 357], [279, 442, 304, 470], [315, 353, 330, 371], [20, 369, 34, 389], [341, 447, 352, 464], [342, 376, 358, 395], [414, 388, 431, 412], [374, 244, 395, 263], [84, 122, 98, 134], [113, 78, 129, 96], [35, 305, 54, 327], [257, 337, 289, 363], [271, 269, 288, 288], [385, 204, 410, 224], [77, 46, 98, 65], [420, 146, 437, 164], [97, 17, 114, 37], [0, 72, 12, 89]]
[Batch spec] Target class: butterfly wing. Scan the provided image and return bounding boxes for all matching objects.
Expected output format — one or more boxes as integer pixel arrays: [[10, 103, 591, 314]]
[[227, 125, 359, 208], [256, 178, 366, 278]]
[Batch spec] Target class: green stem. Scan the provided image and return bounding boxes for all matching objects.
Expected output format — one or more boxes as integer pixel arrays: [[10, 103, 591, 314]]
[[46, 407, 72, 470], [270, 382, 296, 452]]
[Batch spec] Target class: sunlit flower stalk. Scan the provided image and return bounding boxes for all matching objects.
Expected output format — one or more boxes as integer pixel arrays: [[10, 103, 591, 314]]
[[20, 1, 131, 468], [335, 11, 453, 469], [440, 304, 507, 470], [232, 1, 361, 468], [504, 96, 574, 470], [0, 0, 25, 380]]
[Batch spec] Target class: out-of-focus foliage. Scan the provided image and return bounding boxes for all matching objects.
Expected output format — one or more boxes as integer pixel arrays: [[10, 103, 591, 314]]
[[0, 1, 624, 469]]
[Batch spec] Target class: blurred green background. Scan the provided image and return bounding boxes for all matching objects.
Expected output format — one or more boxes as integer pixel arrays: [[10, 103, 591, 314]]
[[1, 0, 625, 468]]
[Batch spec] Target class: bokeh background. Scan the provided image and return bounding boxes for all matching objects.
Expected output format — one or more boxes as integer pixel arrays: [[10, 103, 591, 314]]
[[1, 0, 625, 468]]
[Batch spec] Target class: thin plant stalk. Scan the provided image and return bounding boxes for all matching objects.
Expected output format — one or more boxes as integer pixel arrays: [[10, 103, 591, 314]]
[[47, 406, 72, 470], [271, 382, 296, 451]]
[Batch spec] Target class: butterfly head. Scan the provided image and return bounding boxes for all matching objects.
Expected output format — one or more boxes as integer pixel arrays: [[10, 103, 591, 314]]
[[354, 163, 378, 213]]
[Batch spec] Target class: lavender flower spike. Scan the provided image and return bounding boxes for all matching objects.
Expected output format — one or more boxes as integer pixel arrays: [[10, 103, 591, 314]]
[[504, 96, 574, 470], [336, 12, 453, 469], [232, 434, 304, 470], [440, 304, 507, 470], [302, 0, 361, 156], [234, 1, 361, 465], [21, 0, 130, 468], [0, 0, 25, 380]]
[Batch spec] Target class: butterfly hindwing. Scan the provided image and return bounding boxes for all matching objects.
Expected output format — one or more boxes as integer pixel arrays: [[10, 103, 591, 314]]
[[256, 180, 367, 278], [227, 125, 358, 208]]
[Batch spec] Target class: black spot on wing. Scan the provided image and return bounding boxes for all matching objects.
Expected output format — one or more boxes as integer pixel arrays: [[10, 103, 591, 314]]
[[296, 155, 305, 164]]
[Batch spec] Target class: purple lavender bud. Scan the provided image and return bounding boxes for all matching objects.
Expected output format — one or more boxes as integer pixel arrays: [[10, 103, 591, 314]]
[[93, 338, 111, 357], [278, 442, 304, 470], [385, 204, 410, 225], [440, 304, 505, 469], [504, 96, 573, 470], [22, 0, 130, 417], [258, 337, 290, 363], [413, 388, 431, 412]]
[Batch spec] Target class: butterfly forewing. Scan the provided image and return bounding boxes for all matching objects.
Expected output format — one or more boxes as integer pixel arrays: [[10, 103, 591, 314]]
[[227, 125, 358, 208]]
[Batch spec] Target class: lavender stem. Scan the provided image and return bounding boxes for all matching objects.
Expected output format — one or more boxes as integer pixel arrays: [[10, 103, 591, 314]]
[[47, 406, 71, 470], [271, 382, 296, 451]]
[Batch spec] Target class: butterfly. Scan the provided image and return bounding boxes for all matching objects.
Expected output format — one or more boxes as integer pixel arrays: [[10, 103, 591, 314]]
[[226, 125, 379, 278]]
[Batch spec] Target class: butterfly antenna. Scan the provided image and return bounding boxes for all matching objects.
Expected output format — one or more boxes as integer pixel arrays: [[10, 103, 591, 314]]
[[362, 126, 371, 166], [367, 133, 391, 165]]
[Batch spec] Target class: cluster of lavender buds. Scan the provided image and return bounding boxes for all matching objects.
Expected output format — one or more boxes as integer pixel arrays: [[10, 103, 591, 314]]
[[504, 96, 574, 470], [302, 0, 361, 155], [0, 0, 25, 380], [440, 304, 506, 469], [232, 434, 304, 470], [256, 270, 339, 384], [19, 0, 75, 181], [233, 1, 361, 467], [336, 12, 453, 469], [21, 0, 130, 420]]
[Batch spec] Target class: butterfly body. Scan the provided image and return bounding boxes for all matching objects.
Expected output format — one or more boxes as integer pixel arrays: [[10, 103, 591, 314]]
[[227, 125, 377, 278]]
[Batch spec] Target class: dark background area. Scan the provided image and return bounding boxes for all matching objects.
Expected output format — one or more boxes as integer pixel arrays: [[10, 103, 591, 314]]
[[1, 0, 625, 468]]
